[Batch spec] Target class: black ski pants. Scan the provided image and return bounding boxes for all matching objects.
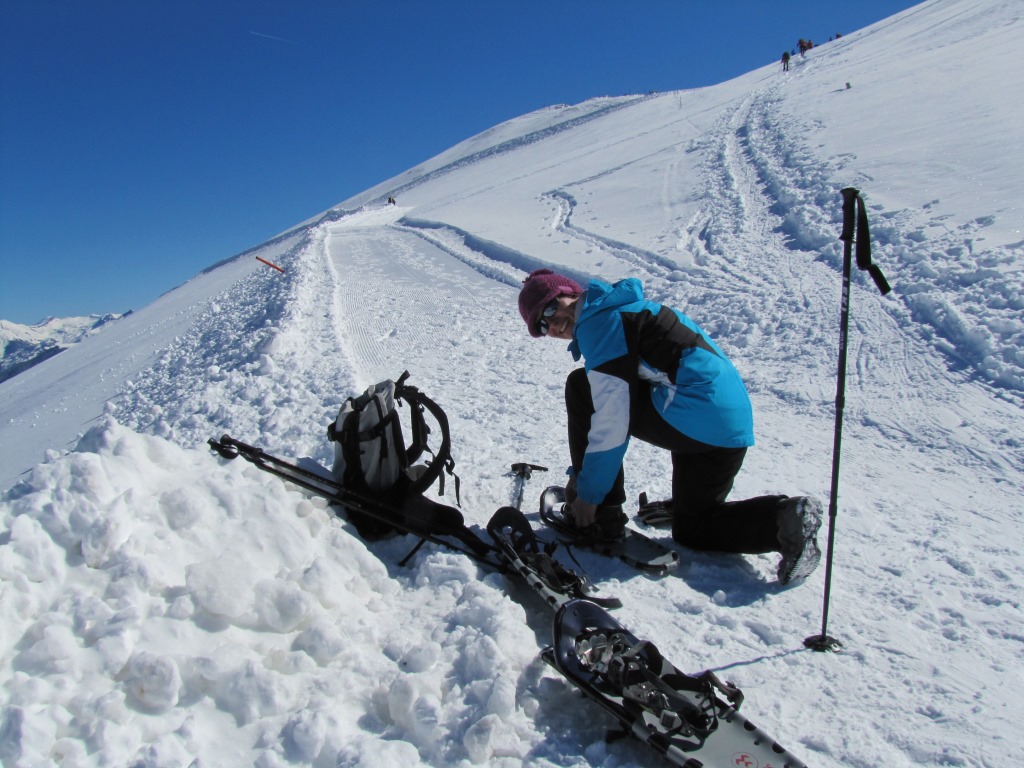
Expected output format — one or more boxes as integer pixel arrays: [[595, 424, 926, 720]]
[[565, 368, 783, 554]]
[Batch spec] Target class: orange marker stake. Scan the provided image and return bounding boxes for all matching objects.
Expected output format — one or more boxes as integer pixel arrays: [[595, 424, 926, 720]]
[[256, 256, 285, 273]]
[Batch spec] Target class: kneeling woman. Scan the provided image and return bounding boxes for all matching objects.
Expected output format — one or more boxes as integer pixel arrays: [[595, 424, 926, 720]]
[[518, 268, 821, 585]]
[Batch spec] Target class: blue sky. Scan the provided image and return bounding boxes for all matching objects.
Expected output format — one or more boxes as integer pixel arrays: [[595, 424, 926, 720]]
[[0, 0, 920, 325]]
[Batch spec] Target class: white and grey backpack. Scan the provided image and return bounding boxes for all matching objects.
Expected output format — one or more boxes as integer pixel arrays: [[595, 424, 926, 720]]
[[327, 372, 459, 535]]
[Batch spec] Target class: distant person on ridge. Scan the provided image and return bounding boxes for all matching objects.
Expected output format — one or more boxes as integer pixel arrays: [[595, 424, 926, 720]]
[[782, 51, 791, 71], [518, 268, 823, 585]]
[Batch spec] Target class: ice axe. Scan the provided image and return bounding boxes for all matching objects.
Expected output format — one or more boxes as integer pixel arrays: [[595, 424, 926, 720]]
[[509, 462, 548, 510]]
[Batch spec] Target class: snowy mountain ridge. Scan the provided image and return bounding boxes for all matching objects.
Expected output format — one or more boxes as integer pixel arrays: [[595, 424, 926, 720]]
[[0, 314, 125, 384], [1, 1, 1022, 766]]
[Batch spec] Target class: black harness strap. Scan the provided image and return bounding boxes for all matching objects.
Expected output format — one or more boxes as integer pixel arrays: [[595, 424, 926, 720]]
[[395, 374, 462, 505]]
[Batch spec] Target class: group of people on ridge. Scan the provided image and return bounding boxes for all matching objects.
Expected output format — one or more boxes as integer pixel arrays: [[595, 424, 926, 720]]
[[782, 34, 841, 71], [517, 269, 823, 585]]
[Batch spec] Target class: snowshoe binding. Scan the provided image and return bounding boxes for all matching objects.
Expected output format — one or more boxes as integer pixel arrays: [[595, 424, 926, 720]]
[[487, 506, 621, 609], [540, 486, 679, 574]]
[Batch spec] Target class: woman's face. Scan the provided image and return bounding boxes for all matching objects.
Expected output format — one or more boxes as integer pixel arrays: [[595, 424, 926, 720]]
[[541, 295, 577, 340]]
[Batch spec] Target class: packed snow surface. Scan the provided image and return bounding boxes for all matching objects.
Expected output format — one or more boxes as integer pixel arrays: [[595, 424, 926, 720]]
[[2, 1, 1022, 766]]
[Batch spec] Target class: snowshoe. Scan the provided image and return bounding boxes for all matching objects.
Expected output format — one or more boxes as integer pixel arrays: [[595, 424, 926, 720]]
[[544, 599, 808, 767], [540, 486, 679, 574]]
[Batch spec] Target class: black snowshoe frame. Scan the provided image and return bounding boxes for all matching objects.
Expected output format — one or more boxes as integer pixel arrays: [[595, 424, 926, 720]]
[[572, 629, 732, 739], [548, 601, 734, 745]]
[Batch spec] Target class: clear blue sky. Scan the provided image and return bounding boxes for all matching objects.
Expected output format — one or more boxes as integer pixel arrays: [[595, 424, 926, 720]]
[[1, 0, 919, 325]]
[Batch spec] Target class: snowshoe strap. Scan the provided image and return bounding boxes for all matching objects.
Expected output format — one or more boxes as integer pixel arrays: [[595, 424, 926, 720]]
[[695, 669, 744, 710], [541, 497, 622, 545]]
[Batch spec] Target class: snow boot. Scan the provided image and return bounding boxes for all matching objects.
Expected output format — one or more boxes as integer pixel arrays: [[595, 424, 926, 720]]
[[594, 504, 628, 541], [564, 477, 627, 541], [776, 496, 823, 585]]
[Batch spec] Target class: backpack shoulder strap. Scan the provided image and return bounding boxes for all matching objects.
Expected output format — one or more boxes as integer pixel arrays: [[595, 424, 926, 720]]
[[394, 372, 461, 504]]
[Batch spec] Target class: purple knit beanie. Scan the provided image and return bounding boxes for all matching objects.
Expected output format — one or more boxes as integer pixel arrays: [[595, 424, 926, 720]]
[[518, 268, 584, 337]]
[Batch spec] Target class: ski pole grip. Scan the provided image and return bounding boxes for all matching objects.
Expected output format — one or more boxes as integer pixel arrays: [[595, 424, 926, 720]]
[[840, 187, 859, 243], [511, 462, 548, 478]]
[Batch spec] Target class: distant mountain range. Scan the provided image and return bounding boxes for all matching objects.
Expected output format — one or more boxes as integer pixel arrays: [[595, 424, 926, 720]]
[[0, 313, 127, 383]]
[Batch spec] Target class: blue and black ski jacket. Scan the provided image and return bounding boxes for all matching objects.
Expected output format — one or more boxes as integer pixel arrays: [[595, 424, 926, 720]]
[[568, 278, 755, 506]]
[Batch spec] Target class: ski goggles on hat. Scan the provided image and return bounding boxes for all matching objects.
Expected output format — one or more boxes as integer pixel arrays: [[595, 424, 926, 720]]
[[537, 298, 560, 336]]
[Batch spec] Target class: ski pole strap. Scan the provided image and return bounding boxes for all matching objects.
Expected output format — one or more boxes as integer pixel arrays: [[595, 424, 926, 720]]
[[841, 187, 891, 296]]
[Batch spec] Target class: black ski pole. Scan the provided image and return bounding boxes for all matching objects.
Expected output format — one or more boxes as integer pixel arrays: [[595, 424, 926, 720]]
[[805, 187, 891, 654], [509, 462, 548, 510]]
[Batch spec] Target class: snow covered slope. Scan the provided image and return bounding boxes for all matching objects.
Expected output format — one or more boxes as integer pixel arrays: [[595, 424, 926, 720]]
[[1, 1, 1022, 766]]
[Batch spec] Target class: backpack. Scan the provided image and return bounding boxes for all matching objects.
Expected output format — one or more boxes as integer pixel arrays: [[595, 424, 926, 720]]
[[327, 371, 460, 537]]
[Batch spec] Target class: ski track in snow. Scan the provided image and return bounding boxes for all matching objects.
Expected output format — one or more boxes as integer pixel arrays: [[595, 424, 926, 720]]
[[320, 214, 581, 510], [526, 80, 1021, 491]]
